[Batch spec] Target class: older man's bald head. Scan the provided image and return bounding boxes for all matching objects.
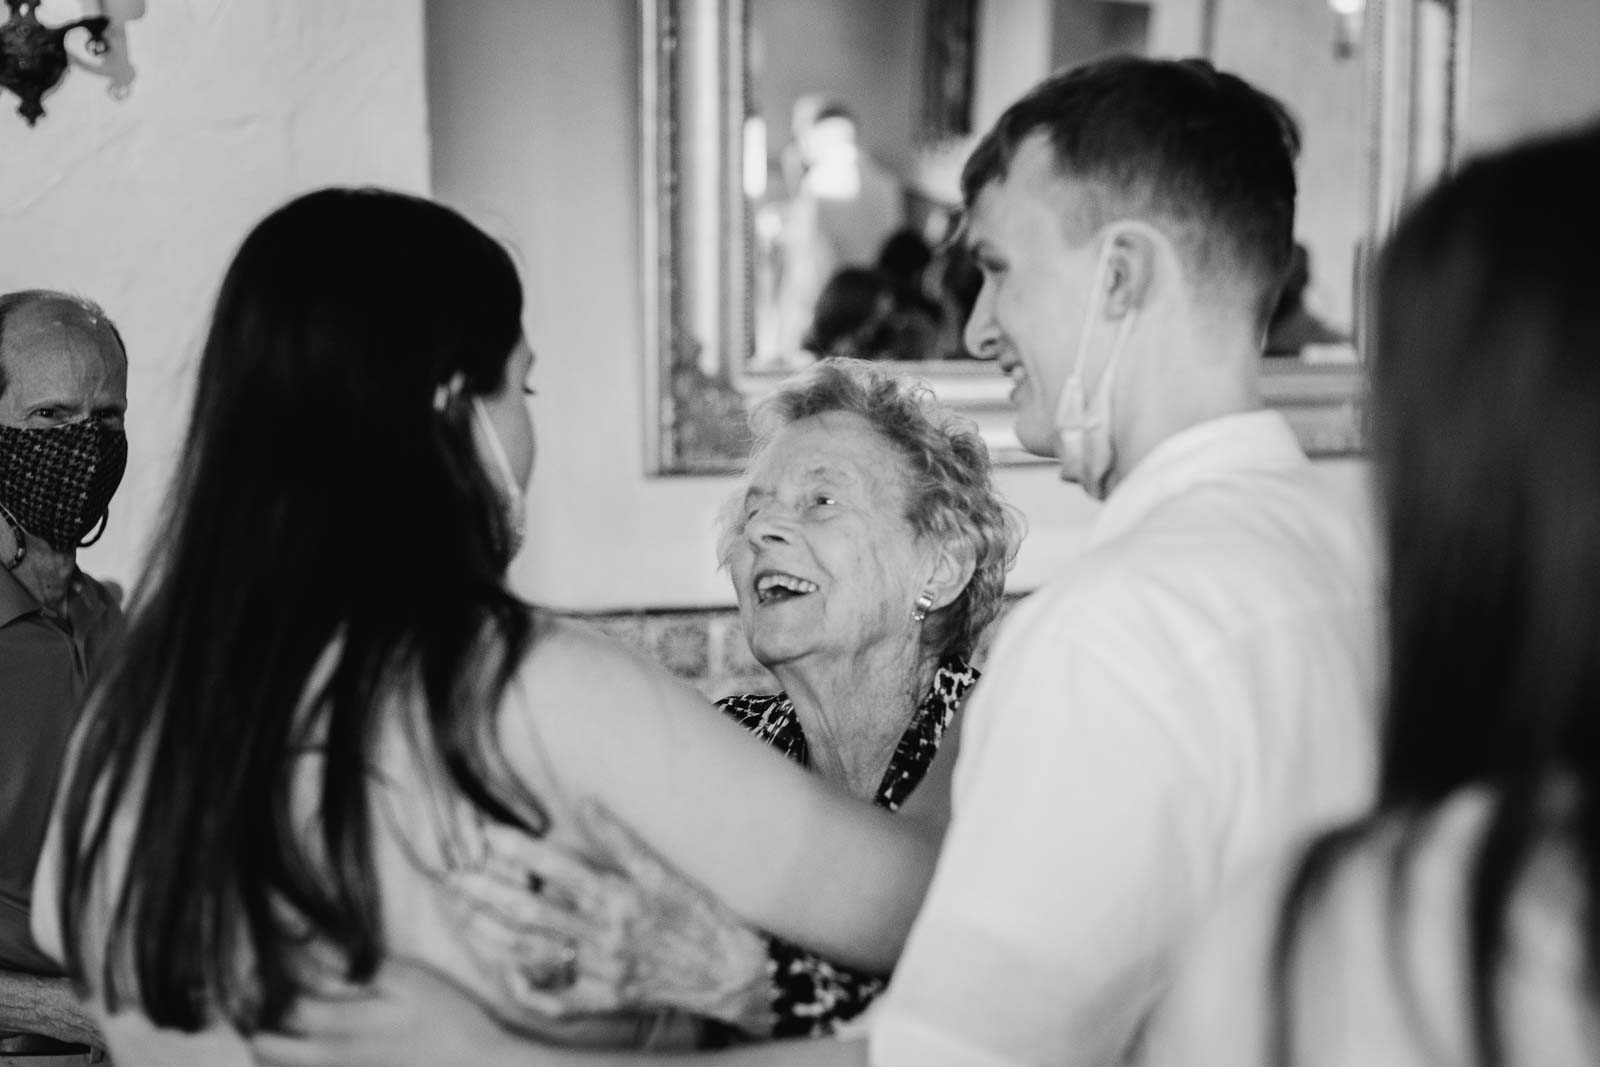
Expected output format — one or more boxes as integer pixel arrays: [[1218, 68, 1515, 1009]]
[[0, 291, 127, 401], [0, 292, 127, 429]]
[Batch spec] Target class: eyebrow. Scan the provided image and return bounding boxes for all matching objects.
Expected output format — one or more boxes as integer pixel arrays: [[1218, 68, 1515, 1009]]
[[742, 464, 859, 502], [20, 391, 126, 414], [22, 392, 78, 413], [800, 463, 862, 487]]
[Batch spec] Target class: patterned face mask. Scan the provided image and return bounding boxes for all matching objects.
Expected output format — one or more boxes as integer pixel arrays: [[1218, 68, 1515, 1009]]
[[0, 419, 128, 552]]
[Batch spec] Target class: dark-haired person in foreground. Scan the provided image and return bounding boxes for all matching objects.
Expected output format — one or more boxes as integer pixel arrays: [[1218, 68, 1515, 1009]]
[[1141, 120, 1600, 1067], [0, 290, 127, 1064], [252, 57, 1382, 1067], [28, 187, 975, 1067]]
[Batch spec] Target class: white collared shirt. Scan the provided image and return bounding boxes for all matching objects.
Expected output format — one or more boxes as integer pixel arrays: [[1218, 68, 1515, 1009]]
[[869, 410, 1383, 1066]]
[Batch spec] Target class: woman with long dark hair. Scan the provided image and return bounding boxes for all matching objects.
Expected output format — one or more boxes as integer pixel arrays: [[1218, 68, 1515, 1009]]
[[28, 188, 945, 1065], [1141, 122, 1600, 1065]]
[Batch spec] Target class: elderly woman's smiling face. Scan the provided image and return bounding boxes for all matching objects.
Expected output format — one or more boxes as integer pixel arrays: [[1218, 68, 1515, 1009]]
[[729, 410, 936, 671]]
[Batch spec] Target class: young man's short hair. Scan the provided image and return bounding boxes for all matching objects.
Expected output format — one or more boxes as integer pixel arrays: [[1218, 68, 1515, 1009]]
[[963, 56, 1301, 327]]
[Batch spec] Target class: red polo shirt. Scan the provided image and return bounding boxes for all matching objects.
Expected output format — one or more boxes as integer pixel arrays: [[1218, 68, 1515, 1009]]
[[0, 566, 123, 975]]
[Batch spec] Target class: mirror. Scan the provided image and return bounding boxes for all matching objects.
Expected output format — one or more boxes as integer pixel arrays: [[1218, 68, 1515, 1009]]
[[643, 0, 1468, 473]]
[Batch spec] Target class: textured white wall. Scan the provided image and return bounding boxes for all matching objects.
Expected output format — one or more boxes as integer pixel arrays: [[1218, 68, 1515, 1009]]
[[1466, 0, 1600, 154], [0, 0, 429, 589]]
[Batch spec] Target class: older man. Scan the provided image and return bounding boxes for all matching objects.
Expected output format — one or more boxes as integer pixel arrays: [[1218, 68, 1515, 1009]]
[[252, 57, 1381, 1067], [0, 290, 127, 1062]]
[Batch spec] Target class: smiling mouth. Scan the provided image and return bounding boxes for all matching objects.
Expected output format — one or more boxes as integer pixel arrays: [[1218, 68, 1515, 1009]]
[[755, 571, 819, 604]]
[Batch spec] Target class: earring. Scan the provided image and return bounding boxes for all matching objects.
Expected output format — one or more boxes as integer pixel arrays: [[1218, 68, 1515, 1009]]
[[912, 592, 934, 623]]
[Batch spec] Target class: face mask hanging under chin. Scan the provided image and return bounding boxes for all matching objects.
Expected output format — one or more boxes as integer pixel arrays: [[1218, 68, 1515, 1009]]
[[1054, 242, 1138, 501], [470, 398, 527, 564]]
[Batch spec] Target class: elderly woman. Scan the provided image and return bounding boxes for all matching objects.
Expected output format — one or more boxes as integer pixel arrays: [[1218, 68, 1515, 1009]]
[[715, 358, 1020, 1037]]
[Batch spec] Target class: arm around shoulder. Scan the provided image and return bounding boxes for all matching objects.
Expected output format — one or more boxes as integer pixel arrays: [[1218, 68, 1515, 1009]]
[[500, 620, 939, 973]]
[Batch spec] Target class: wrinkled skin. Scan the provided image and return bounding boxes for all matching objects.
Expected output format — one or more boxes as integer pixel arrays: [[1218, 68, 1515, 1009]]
[[446, 800, 775, 1036]]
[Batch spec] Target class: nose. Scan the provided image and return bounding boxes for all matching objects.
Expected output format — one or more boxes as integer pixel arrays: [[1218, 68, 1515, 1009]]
[[743, 503, 795, 547], [963, 282, 1000, 360]]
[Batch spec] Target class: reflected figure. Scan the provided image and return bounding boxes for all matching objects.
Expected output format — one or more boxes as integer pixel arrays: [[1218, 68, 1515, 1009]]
[[1265, 245, 1350, 357], [757, 102, 907, 365], [804, 268, 897, 361], [932, 233, 983, 361], [777, 93, 827, 199], [876, 229, 944, 361], [805, 229, 946, 363], [801, 106, 904, 265]]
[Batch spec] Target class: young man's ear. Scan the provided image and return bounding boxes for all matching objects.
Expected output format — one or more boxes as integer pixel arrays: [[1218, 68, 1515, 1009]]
[[1103, 223, 1163, 317]]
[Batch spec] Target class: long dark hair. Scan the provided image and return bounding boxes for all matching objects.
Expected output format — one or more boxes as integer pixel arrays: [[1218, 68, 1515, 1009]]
[[1271, 124, 1600, 1064], [55, 187, 542, 1031]]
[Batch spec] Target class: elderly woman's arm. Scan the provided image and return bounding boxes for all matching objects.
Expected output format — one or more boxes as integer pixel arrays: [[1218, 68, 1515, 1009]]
[[0, 971, 103, 1050], [448, 803, 878, 1038], [442, 672, 967, 1033], [502, 620, 941, 976]]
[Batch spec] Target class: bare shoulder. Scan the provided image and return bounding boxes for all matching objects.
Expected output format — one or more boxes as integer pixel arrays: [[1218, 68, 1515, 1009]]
[[503, 615, 722, 780], [520, 615, 700, 708]]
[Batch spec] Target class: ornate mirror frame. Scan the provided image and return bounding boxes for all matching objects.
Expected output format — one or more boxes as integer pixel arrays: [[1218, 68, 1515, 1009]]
[[642, 0, 1470, 474]]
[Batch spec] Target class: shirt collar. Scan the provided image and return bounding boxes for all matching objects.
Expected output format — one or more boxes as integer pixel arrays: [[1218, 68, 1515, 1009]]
[[0, 563, 41, 629], [1086, 409, 1308, 550]]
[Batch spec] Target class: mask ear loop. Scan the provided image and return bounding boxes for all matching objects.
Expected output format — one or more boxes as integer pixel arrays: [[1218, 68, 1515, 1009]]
[[77, 510, 110, 549], [0, 503, 27, 570], [470, 397, 522, 496], [1056, 229, 1140, 499], [469, 397, 528, 565], [1054, 237, 1117, 482]]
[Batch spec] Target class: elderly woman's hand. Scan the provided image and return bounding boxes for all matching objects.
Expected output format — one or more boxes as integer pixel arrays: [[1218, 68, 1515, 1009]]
[[449, 800, 777, 1037]]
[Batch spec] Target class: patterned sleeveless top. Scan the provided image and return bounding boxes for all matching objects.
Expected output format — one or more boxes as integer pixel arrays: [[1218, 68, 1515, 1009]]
[[716, 658, 978, 1038]]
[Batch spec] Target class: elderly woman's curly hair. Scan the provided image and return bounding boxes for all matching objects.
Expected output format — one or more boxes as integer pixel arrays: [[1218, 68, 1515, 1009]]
[[721, 358, 1024, 661]]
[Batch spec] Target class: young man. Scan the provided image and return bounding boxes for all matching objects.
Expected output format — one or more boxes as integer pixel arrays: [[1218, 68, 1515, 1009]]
[[252, 57, 1380, 1067], [865, 55, 1379, 1064]]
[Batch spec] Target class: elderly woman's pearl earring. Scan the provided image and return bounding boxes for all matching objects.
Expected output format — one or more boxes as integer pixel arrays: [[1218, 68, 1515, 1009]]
[[912, 592, 934, 623]]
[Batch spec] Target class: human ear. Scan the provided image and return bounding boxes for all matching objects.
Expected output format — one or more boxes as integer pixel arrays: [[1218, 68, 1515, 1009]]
[[1103, 223, 1162, 317], [923, 533, 978, 613]]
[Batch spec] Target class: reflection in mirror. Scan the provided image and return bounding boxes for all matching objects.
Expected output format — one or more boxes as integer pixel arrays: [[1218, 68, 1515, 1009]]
[[1211, 0, 1366, 368], [745, 0, 1154, 370], [643, 0, 1467, 473]]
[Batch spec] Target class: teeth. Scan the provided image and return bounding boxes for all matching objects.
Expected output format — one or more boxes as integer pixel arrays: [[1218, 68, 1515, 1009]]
[[756, 573, 819, 602]]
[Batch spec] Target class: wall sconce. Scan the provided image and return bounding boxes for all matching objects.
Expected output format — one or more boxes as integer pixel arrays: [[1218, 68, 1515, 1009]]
[[1330, 0, 1366, 58], [0, 0, 110, 125]]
